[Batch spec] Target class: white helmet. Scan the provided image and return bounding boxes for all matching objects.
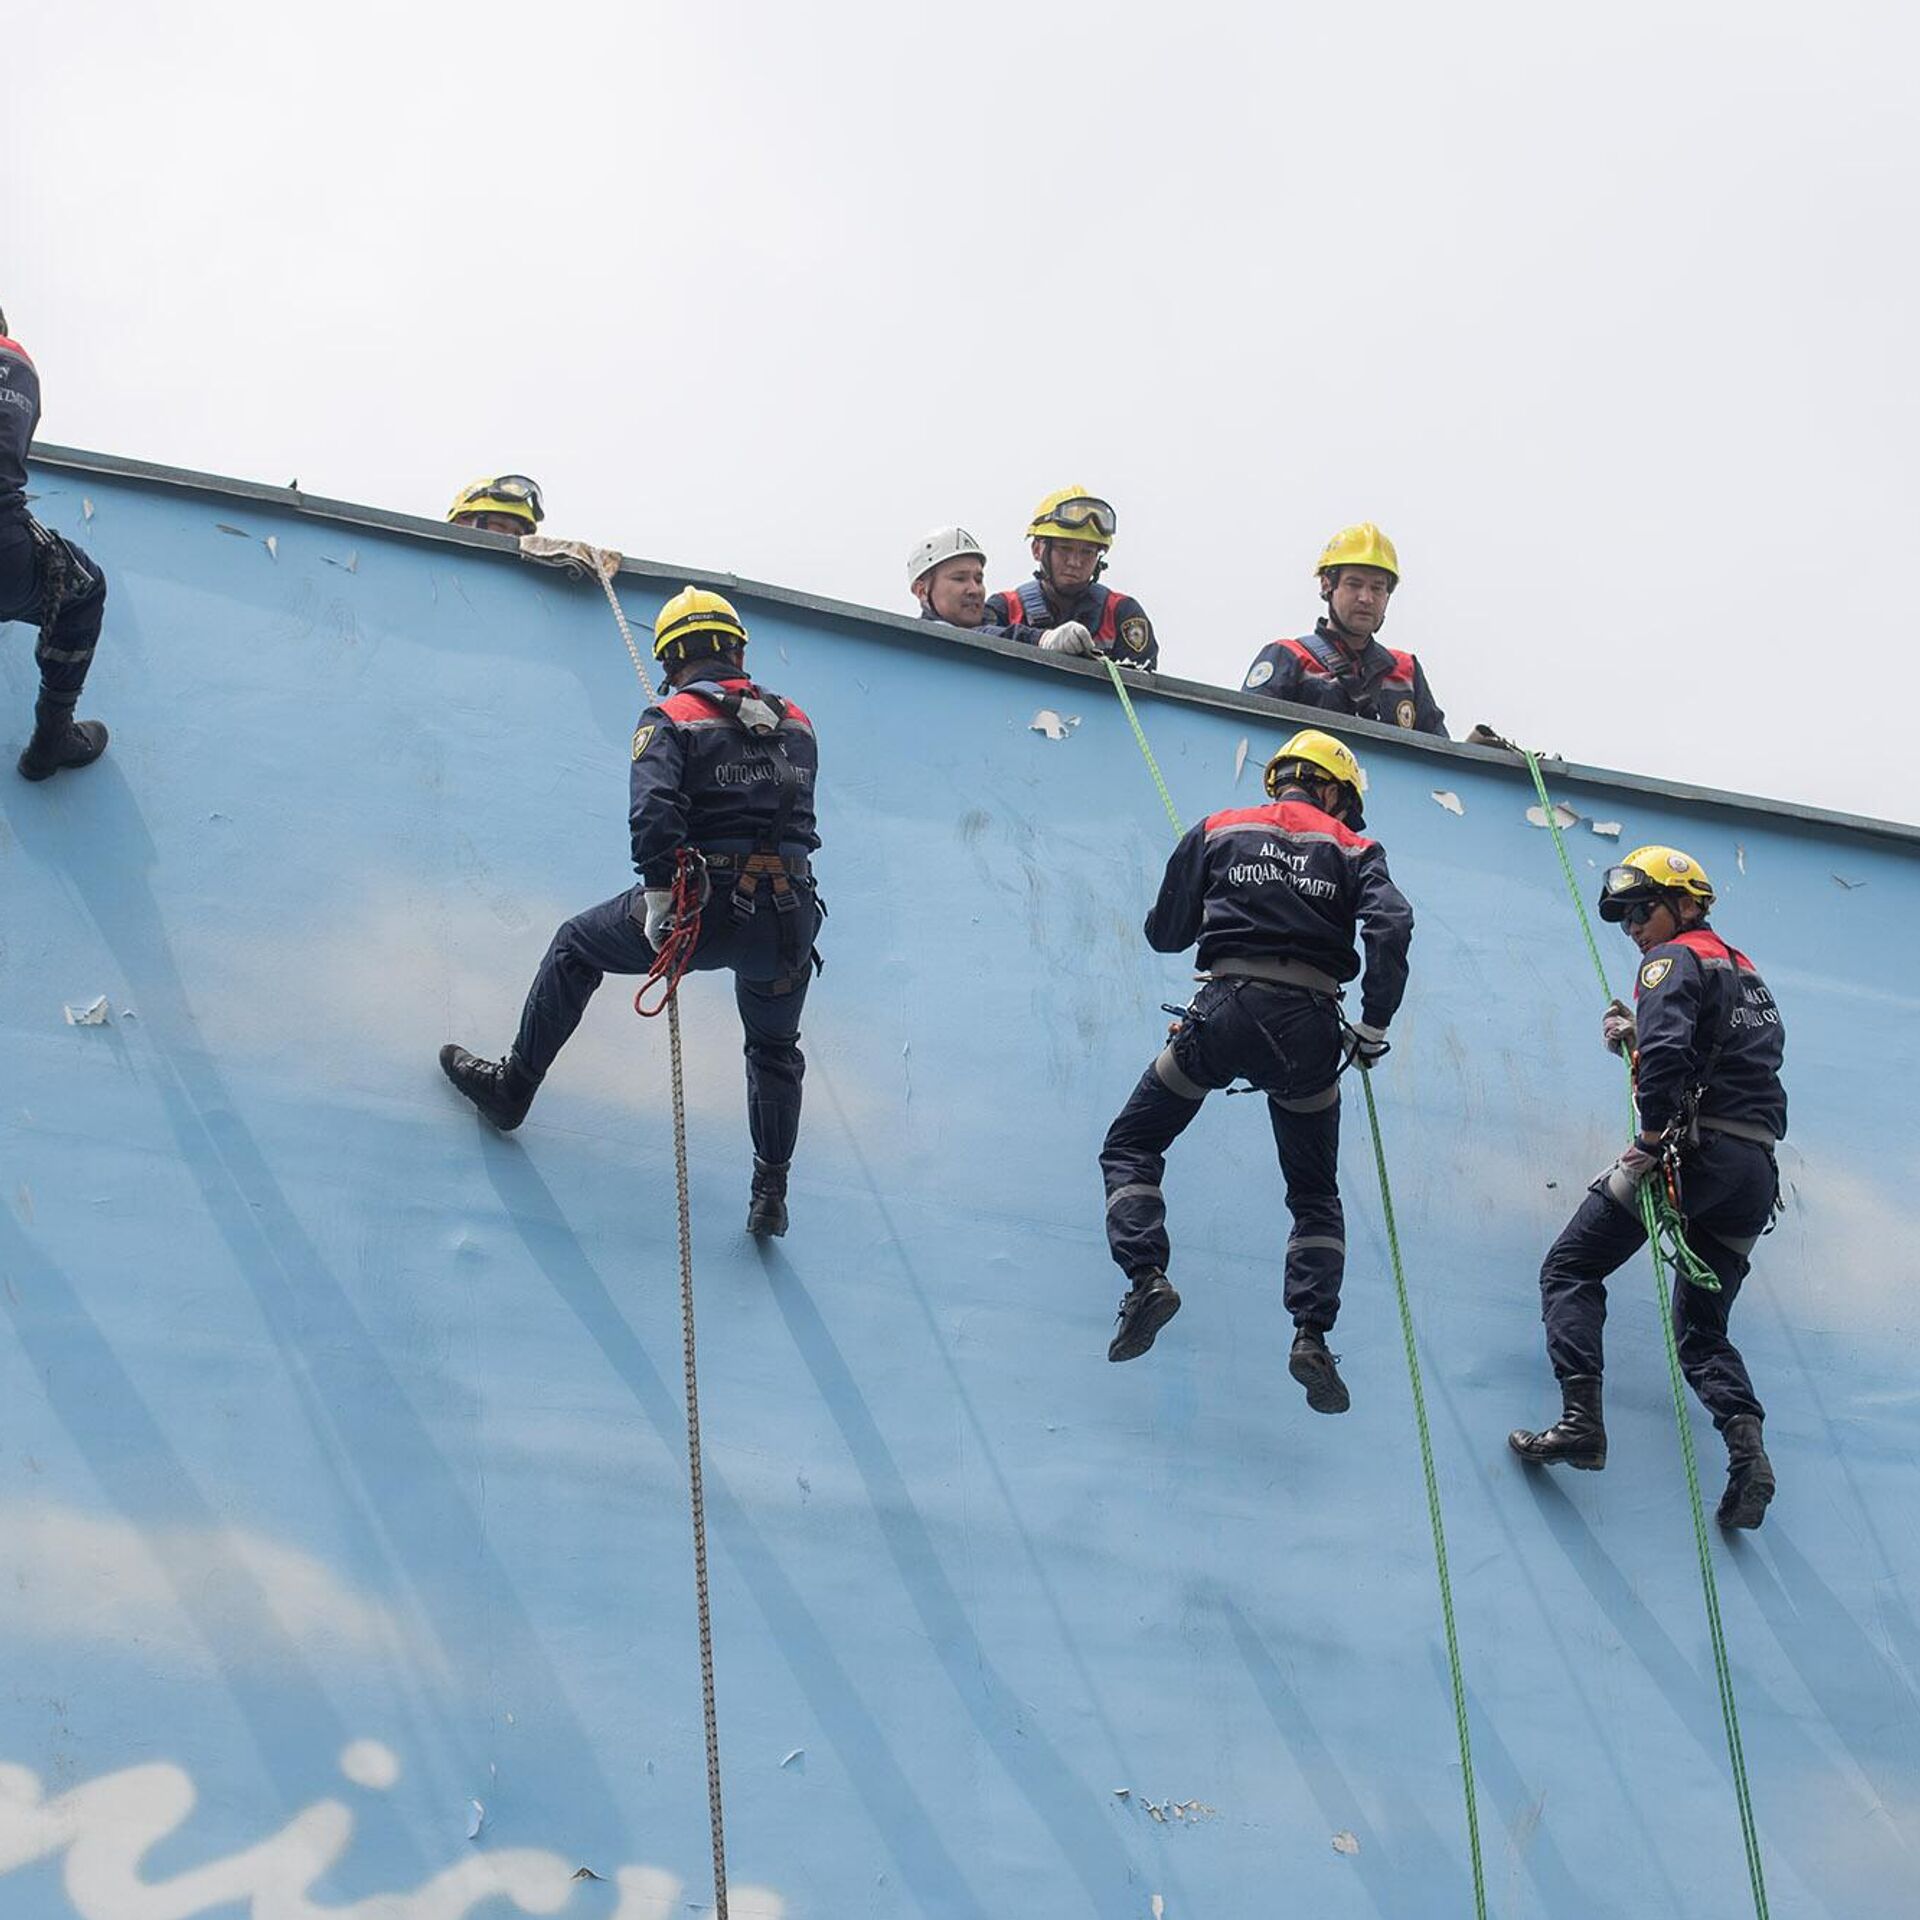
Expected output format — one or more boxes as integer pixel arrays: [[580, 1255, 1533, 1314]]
[[907, 525, 986, 589]]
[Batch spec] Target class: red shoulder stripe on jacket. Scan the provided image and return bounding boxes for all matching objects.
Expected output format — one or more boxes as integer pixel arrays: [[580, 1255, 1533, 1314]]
[[659, 690, 722, 721], [1201, 800, 1373, 847], [1670, 928, 1754, 971]]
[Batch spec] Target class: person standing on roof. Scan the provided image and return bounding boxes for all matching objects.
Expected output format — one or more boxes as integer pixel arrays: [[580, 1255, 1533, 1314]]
[[439, 586, 823, 1238], [985, 486, 1158, 668], [1510, 845, 1785, 1530], [907, 525, 991, 629], [0, 307, 111, 781], [1241, 524, 1446, 736], [447, 474, 546, 537], [1100, 729, 1413, 1413]]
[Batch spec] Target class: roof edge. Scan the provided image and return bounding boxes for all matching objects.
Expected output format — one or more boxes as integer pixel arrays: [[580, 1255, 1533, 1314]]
[[30, 443, 1918, 847]]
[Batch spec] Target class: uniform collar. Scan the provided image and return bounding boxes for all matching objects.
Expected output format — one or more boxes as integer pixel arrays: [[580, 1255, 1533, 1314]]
[[1314, 620, 1390, 677]]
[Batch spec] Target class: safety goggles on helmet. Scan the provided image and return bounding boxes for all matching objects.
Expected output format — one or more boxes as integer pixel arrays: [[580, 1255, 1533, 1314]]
[[1597, 865, 1666, 923], [1034, 497, 1117, 539], [1600, 864, 1652, 901], [471, 474, 545, 523]]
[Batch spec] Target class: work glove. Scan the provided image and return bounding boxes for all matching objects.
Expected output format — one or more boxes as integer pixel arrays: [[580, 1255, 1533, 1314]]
[[636, 888, 676, 950], [1601, 997, 1637, 1056], [1344, 1021, 1390, 1070], [1038, 621, 1095, 656], [1605, 1140, 1661, 1193]]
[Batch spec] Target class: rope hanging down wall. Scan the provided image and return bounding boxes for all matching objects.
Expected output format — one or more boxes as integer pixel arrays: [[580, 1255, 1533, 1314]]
[[1101, 657, 1489, 1920], [523, 537, 732, 1920], [1514, 740, 1770, 1920]]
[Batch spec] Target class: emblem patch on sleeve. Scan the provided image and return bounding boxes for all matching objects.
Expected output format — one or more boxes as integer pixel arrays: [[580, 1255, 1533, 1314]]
[[1395, 698, 1417, 728], [631, 723, 655, 761], [1121, 617, 1150, 654], [1639, 956, 1673, 990], [1245, 659, 1275, 689]]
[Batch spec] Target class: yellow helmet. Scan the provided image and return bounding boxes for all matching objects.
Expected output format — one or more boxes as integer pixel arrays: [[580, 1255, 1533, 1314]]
[[1598, 845, 1716, 921], [1264, 727, 1366, 802], [653, 585, 748, 662], [447, 473, 545, 528], [1316, 522, 1399, 580], [1027, 484, 1117, 548]]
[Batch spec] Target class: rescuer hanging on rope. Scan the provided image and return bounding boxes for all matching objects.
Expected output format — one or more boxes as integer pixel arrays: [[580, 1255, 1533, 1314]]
[[1241, 524, 1447, 736], [1510, 845, 1785, 1529], [0, 308, 111, 781], [439, 586, 823, 1237], [1100, 728, 1414, 1411], [985, 486, 1159, 668]]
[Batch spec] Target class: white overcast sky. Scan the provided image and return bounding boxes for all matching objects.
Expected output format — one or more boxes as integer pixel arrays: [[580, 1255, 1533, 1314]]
[[8, 1, 1917, 822]]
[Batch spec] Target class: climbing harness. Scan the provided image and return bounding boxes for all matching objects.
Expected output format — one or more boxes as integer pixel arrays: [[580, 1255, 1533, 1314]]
[[1101, 657, 1488, 1920], [1512, 738, 1770, 1920], [527, 536, 732, 1918]]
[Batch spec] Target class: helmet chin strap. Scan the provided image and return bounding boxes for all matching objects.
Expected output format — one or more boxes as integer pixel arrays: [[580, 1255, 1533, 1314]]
[[1275, 774, 1351, 823]]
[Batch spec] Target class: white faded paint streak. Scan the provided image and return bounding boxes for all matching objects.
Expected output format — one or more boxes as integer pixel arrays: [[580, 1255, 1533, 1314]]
[[0, 1755, 786, 1920]]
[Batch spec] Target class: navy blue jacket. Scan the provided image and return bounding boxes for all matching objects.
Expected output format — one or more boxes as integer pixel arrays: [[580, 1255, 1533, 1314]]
[[0, 334, 41, 513], [1631, 927, 1787, 1139], [1145, 798, 1414, 1028], [627, 673, 820, 887], [917, 603, 1021, 642], [1242, 623, 1447, 736], [985, 575, 1158, 669]]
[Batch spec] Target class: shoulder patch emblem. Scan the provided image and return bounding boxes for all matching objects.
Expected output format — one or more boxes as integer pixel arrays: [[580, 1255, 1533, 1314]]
[[1639, 956, 1673, 990], [1121, 616, 1150, 654], [631, 723, 655, 762], [1245, 659, 1275, 689], [1395, 698, 1417, 728]]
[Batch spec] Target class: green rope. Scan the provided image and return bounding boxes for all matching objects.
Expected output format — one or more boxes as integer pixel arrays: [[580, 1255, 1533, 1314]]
[[1101, 658, 1184, 836], [1358, 1068, 1489, 1920], [1102, 656, 1486, 1917], [1518, 746, 1770, 1920]]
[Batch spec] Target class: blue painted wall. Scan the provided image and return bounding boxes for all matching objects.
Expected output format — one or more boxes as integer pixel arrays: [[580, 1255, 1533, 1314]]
[[2, 459, 1916, 1919]]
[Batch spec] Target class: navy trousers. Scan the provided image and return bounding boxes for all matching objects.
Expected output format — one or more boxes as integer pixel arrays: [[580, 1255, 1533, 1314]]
[[0, 514, 106, 705], [1101, 978, 1347, 1330], [1539, 1129, 1777, 1428], [511, 882, 818, 1165]]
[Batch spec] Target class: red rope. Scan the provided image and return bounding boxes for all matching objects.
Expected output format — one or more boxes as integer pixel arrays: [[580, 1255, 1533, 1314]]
[[635, 849, 706, 1018]]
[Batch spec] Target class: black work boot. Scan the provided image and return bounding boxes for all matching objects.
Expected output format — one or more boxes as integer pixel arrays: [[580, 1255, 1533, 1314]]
[[1508, 1374, 1607, 1469], [1716, 1414, 1775, 1530], [1289, 1327, 1351, 1414], [747, 1158, 789, 1238], [438, 1044, 537, 1131], [17, 697, 109, 781], [1108, 1271, 1182, 1362]]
